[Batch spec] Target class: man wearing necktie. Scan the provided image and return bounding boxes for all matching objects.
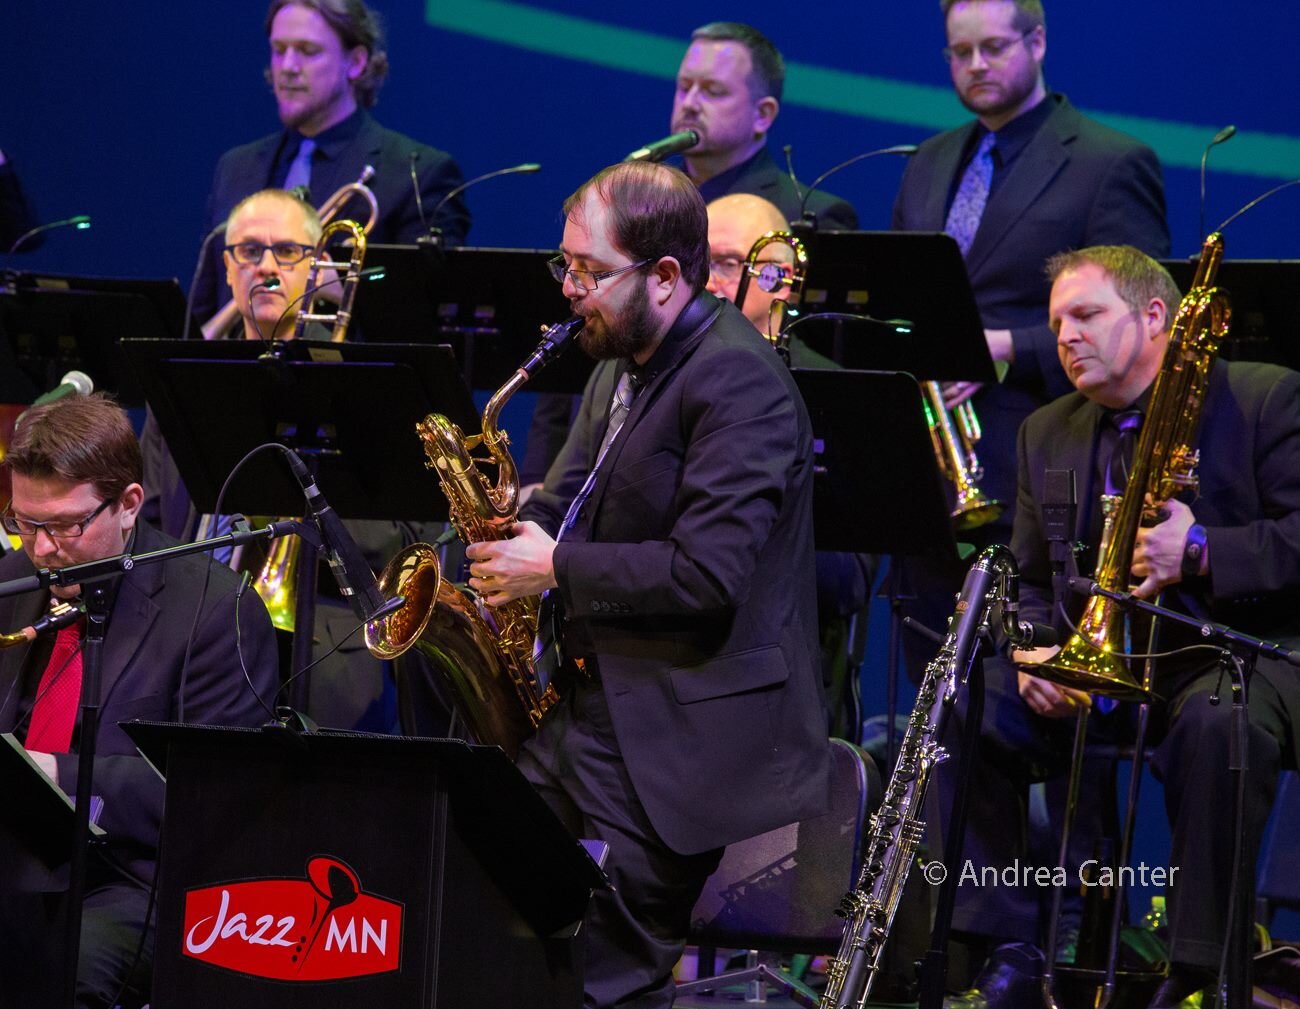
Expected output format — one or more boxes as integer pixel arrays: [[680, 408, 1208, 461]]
[[1010, 247, 1300, 1008], [0, 394, 278, 1007], [464, 161, 830, 1009], [192, 0, 471, 324]]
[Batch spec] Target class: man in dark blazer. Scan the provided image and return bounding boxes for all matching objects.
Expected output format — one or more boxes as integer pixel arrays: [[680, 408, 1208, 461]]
[[1012, 247, 1300, 1007], [0, 394, 279, 1007], [672, 21, 857, 230], [466, 161, 830, 1009], [892, 0, 1168, 540], [191, 0, 470, 325]]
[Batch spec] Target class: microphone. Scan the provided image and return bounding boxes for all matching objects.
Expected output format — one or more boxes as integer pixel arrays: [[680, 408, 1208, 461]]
[[32, 369, 93, 407], [6, 214, 91, 255], [281, 449, 391, 623], [1068, 575, 1102, 597], [1199, 124, 1237, 240], [420, 162, 542, 246], [782, 144, 802, 198], [1011, 619, 1059, 648], [624, 130, 699, 164], [798, 145, 918, 225]]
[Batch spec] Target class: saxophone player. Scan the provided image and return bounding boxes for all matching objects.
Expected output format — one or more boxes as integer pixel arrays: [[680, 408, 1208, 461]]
[[1008, 246, 1300, 1008], [464, 161, 830, 1009]]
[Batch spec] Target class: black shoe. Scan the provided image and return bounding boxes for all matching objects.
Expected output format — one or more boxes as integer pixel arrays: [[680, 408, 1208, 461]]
[[1147, 963, 1216, 1009], [943, 942, 1045, 1009]]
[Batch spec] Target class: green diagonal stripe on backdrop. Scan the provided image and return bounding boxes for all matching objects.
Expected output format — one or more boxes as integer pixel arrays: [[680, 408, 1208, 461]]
[[426, 0, 1299, 180]]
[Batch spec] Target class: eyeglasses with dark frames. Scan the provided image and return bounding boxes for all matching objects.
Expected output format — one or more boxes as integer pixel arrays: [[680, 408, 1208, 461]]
[[548, 255, 652, 293], [1, 497, 117, 539], [224, 241, 315, 267]]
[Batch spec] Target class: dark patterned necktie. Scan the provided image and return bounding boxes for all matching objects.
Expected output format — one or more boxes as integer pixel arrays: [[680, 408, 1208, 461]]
[[533, 369, 639, 687], [1104, 409, 1144, 497], [945, 131, 996, 258]]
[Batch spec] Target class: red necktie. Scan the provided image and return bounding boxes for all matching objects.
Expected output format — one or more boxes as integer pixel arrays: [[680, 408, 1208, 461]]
[[25, 619, 85, 754]]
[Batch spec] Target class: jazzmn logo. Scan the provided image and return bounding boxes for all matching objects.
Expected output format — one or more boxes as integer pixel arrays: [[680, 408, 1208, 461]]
[[182, 856, 402, 981]]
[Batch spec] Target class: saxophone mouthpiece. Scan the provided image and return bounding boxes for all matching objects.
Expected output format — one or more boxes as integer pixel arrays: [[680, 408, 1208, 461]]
[[521, 316, 584, 375]]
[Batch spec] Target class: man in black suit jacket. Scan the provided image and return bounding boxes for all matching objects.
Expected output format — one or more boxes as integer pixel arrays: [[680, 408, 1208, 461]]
[[672, 21, 857, 229], [892, 0, 1168, 538], [466, 161, 830, 1009], [0, 394, 278, 1008], [192, 0, 470, 324], [1011, 247, 1300, 1007]]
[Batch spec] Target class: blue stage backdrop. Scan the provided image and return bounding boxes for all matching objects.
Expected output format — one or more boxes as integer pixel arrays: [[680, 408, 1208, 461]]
[[1, 1, 1296, 281]]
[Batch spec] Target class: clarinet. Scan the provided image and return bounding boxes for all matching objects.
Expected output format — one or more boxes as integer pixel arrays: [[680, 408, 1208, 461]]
[[822, 544, 1040, 1008]]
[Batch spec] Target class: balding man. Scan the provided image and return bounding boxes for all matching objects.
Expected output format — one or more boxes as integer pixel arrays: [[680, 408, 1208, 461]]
[[704, 192, 796, 340]]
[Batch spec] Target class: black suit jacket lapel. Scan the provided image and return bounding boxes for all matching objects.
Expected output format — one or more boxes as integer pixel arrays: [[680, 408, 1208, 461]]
[[919, 124, 978, 230], [97, 528, 164, 710], [966, 101, 1075, 276]]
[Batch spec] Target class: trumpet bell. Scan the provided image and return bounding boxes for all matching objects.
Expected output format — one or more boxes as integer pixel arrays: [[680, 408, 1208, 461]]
[[951, 491, 1003, 531], [1033, 635, 1156, 702], [252, 534, 298, 633]]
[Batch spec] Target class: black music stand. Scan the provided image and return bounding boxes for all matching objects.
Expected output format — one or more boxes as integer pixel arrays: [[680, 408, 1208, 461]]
[[122, 339, 479, 710], [352, 245, 594, 394], [0, 272, 192, 404], [0, 733, 107, 1009], [1161, 258, 1300, 372], [126, 722, 608, 1008], [793, 370, 986, 1008], [785, 230, 996, 382]]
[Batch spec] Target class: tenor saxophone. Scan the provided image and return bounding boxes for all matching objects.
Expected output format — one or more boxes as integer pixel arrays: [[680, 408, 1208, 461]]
[[364, 317, 584, 759], [822, 545, 1041, 1009]]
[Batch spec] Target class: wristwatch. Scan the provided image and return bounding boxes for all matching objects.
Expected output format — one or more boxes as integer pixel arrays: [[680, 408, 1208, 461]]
[[1181, 523, 1208, 578]]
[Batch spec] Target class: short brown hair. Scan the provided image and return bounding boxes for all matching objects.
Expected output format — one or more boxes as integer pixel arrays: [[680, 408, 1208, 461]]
[[564, 162, 711, 291], [1046, 245, 1182, 325], [264, 0, 390, 107], [690, 22, 785, 102], [940, 0, 1045, 32], [6, 393, 143, 503]]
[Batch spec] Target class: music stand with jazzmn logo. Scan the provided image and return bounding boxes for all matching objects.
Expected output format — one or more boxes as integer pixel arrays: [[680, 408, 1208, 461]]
[[126, 722, 608, 1008]]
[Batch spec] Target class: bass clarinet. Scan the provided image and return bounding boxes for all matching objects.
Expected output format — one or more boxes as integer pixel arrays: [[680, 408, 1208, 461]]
[[822, 544, 1046, 1008]]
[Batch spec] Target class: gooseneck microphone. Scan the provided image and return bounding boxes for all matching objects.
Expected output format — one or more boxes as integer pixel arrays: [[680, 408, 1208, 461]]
[[798, 145, 918, 225], [1199, 124, 1237, 240], [7, 214, 91, 255], [16, 370, 94, 427], [418, 162, 542, 245], [282, 449, 391, 624], [624, 130, 700, 163]]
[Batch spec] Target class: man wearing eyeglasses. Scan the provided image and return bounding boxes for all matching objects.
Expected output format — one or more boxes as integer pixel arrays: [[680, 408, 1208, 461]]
[[466, 161, 830, 1009], [222, 188, 324, 342], [0, 394, 278, 1007]]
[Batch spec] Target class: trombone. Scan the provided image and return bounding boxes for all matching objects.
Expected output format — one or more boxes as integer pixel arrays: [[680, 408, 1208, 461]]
[[201, 166, 379, 340], [733, 229, 808, 356]]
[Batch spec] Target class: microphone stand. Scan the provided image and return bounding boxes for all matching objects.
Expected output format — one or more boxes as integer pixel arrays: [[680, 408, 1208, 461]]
[[1072, 581, 1297, 1009], [0, 517, 305, 1009]]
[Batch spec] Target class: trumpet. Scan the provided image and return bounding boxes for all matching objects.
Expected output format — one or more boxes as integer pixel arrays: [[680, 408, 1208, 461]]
[[923, 382, 1002, 530], [201, 166, 379, 340], [733, 229, 808, 357]]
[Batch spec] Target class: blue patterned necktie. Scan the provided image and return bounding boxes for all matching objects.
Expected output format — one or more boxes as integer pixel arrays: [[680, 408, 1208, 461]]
[[945, 131, 996, 258], [533, 368, 639, 686], [283, 138, 316, 193]]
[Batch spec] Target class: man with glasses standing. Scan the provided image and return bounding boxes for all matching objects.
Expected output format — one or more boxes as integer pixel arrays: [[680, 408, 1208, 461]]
[[891, 3, 1169, 1007], [0, 393, 278, 1007], [465, 161, 830, 1009]]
